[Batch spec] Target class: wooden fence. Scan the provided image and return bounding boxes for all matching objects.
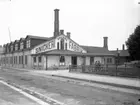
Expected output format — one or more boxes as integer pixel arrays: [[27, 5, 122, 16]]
[[69, 64, 140, 78]]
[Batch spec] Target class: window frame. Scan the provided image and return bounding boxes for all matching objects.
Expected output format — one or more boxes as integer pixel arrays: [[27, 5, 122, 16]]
[[26, 40, 30, 48], [107, 58, 112, 63], [33, 57, 36, 63], [38, 56, 42, 63], [59, 56, 65, 66]]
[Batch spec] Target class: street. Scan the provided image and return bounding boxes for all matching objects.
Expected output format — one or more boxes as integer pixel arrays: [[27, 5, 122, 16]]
[[0, 82, 41, 105], [0, 68, 139, 105]]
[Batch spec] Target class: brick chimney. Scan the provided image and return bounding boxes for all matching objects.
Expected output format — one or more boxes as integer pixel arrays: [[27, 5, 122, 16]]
[[66, 32, 71, 38], [122, 44, 125, 50], [60, 30, 64, 35], [54, 9, 59, 37], [103, 37, 108, 49]]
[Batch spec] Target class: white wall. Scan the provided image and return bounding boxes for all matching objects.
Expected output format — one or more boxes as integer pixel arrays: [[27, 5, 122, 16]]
[[65, 56, 71, 67], [47, 56, 59, 68], [43, 55, 46, 70], [86, 57, 90, 65], [24, 50, 32, 68]]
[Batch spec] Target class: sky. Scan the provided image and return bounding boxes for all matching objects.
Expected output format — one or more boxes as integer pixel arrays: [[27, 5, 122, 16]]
[[0, 0, 140, 50]]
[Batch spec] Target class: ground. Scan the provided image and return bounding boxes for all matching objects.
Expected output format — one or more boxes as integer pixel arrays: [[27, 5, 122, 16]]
[[0, 68, 139, 105], [0, 82, 40, 105]]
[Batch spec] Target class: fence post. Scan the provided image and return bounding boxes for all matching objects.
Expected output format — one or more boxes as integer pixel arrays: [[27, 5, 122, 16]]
[[125, 64, 126, 74]]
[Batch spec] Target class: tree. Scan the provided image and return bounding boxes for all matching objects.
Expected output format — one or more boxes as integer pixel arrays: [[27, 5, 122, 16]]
[[126, 25, 140, 60]]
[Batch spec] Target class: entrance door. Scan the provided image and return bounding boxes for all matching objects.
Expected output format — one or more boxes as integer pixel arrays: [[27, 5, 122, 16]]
[[71, 56, 77, 66]]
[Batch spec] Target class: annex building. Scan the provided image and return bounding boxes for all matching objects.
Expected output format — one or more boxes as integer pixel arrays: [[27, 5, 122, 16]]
[[0, 9, 116, 70]]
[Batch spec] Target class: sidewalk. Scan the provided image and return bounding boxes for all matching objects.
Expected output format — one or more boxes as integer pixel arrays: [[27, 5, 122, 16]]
[[5, 67, 140, 91], [35, 70, 140, 89]]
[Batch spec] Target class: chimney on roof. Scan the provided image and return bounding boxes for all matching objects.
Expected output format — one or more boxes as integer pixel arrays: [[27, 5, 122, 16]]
[[103, 37, 108, 49], [54, 9, 59, 37], [60, 30, 64, 35], [66, 32, 71, 38], [122, 44, 125, 50], [117, 48, 118, 51]]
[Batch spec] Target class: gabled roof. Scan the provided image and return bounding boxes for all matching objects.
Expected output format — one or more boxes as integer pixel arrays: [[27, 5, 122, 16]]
[[14, 40, 19, 44], [9, 42, 14, 46], [56, 35, 87, 53], [19, 38, 25, 42], [110, 50, 129, 57], [81, 45, 112, 54]]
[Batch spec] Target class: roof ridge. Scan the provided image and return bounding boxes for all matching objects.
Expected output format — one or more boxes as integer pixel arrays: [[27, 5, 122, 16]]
[[80, 45, 103, 48]]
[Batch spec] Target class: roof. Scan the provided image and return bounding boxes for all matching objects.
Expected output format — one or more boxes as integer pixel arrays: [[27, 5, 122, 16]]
[[81, 45, 112, 54], [14, 40, 19, 44], [110, 50, 129, 57], [26, 35, 54, 41], [19, 38, 25, 42], [32, 50, 115, 56]]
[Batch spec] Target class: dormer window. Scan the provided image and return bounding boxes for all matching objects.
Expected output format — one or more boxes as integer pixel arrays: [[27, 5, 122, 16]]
[[20, 42, 23, 50], [26, 40, 30, 48], [15, 44, 18, 51], [11, 45, 13, 52]]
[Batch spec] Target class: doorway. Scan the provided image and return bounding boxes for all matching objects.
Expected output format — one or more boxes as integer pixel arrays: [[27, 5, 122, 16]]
[[71, 56, 77, 66]]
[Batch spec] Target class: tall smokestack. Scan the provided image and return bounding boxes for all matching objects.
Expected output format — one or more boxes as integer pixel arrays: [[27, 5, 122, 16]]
[[54, 9, 59, 37], [122, 44, 125, 50], [103, 37, 108, 49]]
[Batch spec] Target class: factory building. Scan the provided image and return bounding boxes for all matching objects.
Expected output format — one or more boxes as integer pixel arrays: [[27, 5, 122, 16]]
[[0, 9, 115, 70]]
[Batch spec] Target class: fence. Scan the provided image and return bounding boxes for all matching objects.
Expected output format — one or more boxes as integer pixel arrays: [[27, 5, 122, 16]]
[[69, 64, 140, 78]]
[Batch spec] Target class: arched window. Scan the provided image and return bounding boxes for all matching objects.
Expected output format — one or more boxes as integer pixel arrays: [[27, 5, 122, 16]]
[[60, 39, 64, 50]]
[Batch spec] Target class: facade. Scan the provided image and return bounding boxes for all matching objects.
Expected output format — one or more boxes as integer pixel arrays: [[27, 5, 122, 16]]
[[0, 9, 116, 70]]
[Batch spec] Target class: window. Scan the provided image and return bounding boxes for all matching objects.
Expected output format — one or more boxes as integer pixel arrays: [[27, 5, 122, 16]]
[[65, 43, 67, 50], [21, 56, 23, 64], [38, 56, 42, 63], [90, 57, 94, 65], [16, 56, 17, 64], [33, 57, 36, 63], [11, 45, 13, 52], [25, 55, 28, 64], [19, 56, 20, 64], [60, 39, 64, 50], [14, 56, 15, 64], [107, 58, 112, 63], [19, 56, 21, 64], [60, 56, 65, 66], [20, 42, 23, 50], [57, 42, 59, 50], [26, 40, 30, 48]]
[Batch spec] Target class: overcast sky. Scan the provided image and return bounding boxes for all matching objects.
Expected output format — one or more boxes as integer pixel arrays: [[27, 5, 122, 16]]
[[0, 0, 140, 50]]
